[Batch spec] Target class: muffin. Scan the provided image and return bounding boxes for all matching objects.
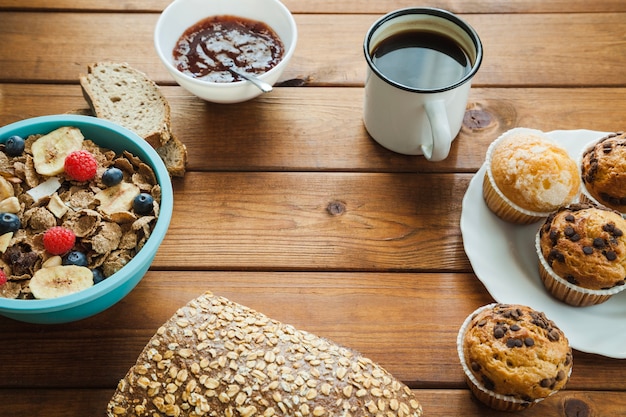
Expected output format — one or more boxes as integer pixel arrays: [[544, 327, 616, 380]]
[[580, 132, 626, 213], [483, 128, 580, 224], [536, 202, 626, 306], [457, 303, 573, 412]]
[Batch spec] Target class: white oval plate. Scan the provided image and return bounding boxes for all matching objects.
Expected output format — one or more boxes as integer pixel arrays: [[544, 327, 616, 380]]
[[460, 129, 626, 359]]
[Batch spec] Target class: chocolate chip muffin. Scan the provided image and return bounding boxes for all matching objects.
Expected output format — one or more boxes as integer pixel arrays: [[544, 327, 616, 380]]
[[483, 128, 580, 224], [536, 202, 626, 306], [580, 132, 626, 212], [457, 304, 573, 412]]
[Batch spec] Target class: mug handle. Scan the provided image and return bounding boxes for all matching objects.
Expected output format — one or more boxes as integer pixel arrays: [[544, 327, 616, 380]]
[[422, 100, 452, 161]]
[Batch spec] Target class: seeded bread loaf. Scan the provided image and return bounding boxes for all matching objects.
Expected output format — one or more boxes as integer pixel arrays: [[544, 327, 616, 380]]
[[580, 132, 626, 212], [458, 304, 572, 411], [107, 291, 424, 417]]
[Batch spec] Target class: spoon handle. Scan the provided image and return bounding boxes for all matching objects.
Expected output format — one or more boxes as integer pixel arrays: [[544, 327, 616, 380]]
[[227, 67, 273, 93]]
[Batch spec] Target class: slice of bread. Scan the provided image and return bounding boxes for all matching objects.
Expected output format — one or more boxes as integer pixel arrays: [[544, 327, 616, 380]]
[[78, 62, 187, 177], [156, 134, 188, 177], [79, 62, 171, 149]]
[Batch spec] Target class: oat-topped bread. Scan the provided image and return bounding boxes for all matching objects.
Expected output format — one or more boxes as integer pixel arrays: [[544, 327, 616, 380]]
[[79, 62, 171, 149], [483, 128, 580, 224], [580, 132, 626, 212], [457, 304, 572, 411], [107, 291, 424, 417], [536, 202, 626, 306]]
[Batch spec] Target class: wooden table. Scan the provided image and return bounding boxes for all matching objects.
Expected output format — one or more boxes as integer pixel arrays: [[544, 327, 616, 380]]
[[1, 1, 626, 416]]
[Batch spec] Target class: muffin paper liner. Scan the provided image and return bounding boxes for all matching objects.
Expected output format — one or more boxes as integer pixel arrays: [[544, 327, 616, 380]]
[[483, 128, 554, 225], [535, 231, 626, 306], [456, 304, 556, 412]]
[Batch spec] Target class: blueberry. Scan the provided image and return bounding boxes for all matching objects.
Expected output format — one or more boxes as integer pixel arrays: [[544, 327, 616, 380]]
[[0, 213, 20, 234], [102, 167, 123, 187], [92, 268, 106, 284], [4, 135, 25, 157], [62, 250, 88, 267], [133, 193, 154, 214]]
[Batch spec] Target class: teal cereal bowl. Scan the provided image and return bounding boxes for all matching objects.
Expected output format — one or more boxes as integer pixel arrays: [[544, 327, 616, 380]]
[[0, 115, 173, 324]]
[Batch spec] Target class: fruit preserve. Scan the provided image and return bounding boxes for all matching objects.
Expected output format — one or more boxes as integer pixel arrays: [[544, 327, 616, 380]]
[[173, 15, 284, 83]]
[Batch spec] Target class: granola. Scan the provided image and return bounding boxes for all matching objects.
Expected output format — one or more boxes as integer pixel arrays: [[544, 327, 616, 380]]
[[0, 126, 160, 299]]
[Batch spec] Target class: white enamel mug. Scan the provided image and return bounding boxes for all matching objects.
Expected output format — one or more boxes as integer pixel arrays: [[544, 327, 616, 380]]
[[363, 8, 483, 161]]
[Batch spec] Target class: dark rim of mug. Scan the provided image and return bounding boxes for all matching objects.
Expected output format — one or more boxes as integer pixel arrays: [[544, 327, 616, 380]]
[[364, 7, 483, 94]]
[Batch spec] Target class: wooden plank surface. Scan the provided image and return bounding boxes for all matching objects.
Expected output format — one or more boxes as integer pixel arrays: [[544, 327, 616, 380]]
[[1, 12, 626, 88], [1, 85, 625, 174], [3, 272, 625, 391], [2, 1, 626, 416], [3, 388, 625, 417], [2, 0, 626, 13]]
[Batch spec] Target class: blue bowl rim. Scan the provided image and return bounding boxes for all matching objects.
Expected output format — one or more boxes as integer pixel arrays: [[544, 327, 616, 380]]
[[0, 115, 173, 314]]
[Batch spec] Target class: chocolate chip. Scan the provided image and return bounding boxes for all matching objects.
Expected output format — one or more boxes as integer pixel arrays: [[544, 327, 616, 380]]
[[510, 324, 520, 331], [494, 325, 507, 339], [548, 329, 561, 342], [605, 250, 617, 261], [556, 370, 566, 381], [471, 361, 481, 372], [524, 337, 535, 347], [540, 378, 552, 388], [593, 238, 606, 248], [566, 275, 579, 285], [564, 226, 575, 237], [506, 338, 523, 348], [565, 214, 575, 222], [482, 376, 495, 391], [583, 246, 594, 255]]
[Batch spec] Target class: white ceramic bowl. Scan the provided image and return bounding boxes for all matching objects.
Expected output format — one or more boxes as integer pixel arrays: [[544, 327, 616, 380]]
[[0, 115, 173, 324], [154, 0, 298, 104]]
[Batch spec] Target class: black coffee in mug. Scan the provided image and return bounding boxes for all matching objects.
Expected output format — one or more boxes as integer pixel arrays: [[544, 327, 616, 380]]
[[371, 30, 471, 90]]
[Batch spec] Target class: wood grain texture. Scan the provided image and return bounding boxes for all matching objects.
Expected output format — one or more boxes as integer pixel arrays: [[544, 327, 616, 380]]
[[2, 272, 625, 391], [2, 2, 626, 417], [1, 84, 625, 174], [2, 0, 626, 13], [1, 388, 624, 417], [150, 171, 472, 271], [0, 12, 625, 87]]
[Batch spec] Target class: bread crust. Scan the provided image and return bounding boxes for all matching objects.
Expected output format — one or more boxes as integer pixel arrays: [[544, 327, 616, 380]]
[[79, 62, 171, 149], [107, 291, 423, 417], [78, 62, 187, 177]]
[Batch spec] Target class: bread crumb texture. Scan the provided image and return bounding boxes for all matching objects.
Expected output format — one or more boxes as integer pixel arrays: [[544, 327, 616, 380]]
[[539, 203, 626, 290], [107, 291, 423, 417], [463, 304, 572, 402], [491, 131, 580, 212]]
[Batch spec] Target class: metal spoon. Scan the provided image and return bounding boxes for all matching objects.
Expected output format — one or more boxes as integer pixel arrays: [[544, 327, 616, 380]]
[[227, 66, 273, 93]]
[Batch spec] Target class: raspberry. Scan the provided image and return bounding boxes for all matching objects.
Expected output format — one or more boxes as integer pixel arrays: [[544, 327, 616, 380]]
[[0, 269, 6, 286], [64, 150, 98, 181], [43, 226, 76, 255]]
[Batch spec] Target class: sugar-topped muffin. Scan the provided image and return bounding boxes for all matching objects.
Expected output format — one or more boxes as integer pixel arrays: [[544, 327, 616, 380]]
[[457, 303, 573, 411], [483, 128, 580, 224], [580, 132, 626, 213], [536, 202, 626, 306]]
